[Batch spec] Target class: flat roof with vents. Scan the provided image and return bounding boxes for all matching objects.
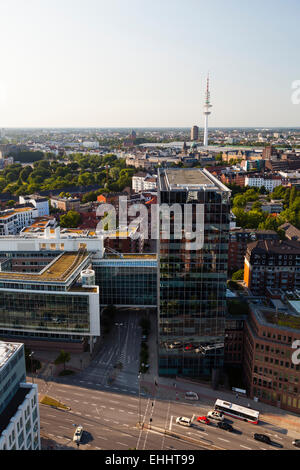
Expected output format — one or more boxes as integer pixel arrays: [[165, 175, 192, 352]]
[[160, 168, 230, 192]]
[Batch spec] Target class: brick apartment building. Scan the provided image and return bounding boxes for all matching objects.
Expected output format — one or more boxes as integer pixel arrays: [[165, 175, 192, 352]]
[[244, 239, 300, 295], [243, 303, 300, 414], [228, 229, 279, 272]]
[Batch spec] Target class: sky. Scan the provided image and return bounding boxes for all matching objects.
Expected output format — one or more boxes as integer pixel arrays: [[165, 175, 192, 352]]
[[0, 0, 299, 128]]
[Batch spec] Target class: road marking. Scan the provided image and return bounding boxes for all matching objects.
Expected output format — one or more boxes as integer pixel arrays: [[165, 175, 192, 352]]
[[59, 425, 69, 430], [240, 445, 252, 450], [97, 436, 107, 440], [218, 438, 230, 443], [117, 442, 127, 447], [169, 416, 173, 431]]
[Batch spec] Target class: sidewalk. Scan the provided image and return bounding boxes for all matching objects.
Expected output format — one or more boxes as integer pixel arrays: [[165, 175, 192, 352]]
[[30, 350, 92, 379]]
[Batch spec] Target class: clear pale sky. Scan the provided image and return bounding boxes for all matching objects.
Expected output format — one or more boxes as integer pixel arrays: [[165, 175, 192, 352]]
[[0, 0, 299, 128]]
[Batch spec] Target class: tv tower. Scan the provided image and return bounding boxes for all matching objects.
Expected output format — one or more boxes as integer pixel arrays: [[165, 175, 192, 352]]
[[203, 74, 212, 147]]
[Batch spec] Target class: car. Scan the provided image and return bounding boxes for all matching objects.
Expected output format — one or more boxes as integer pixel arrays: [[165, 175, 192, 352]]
[[207, 410, 224, 422], [196, 416, 210, 425], [185, 391, 199, 401], [254, 433, 271, 445], [73, 425, 83, 443], [176, 417, 192, 427], [217, 421, 234, 432], [292, 439, 300, 448]]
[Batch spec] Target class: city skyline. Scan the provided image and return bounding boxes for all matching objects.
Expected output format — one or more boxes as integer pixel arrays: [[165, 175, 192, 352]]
[[0, 0, 299, 128]]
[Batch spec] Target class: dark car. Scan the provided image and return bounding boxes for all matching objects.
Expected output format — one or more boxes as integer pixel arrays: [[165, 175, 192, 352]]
[[292, 439, 300, 448], [254, 433, 271, 444], [217, 422, 234, 432]]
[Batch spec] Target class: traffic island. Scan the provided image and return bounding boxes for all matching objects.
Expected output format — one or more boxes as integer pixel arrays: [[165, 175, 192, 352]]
[[40, 394, 71, 411]]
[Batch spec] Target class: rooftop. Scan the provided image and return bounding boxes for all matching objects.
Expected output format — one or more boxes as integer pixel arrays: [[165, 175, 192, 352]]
[[159, 168, 230, 192], [0, 251, 89, 283], [0, 342, 23, 370], [0, 207, 35, 220]]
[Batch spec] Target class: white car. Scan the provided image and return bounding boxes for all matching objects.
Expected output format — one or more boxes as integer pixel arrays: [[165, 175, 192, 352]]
[[176, 417, 192, 427], [185, 391, 199, 401], [207, 410, 224, 422], [73, 425, 83, 443]]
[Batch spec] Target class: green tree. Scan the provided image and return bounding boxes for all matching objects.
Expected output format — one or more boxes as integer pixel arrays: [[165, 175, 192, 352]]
[[54, 350, 71, 370], [60, 210, 81, 228]]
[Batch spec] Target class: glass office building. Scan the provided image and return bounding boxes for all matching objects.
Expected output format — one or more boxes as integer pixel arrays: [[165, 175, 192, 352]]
[[94, 255, 157, 306], [158, 168, 231, 378]]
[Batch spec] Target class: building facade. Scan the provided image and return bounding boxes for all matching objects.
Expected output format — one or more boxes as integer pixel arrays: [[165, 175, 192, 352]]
[[243, 304, 300, 414], [0, 342, 40, 450], [158, 168, 231, 378]]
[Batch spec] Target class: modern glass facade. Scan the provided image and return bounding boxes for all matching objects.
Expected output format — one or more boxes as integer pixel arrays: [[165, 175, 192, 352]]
[[0, 290, 90, 334], [94, 259, 157, 306], [158, 169, 231, 378]]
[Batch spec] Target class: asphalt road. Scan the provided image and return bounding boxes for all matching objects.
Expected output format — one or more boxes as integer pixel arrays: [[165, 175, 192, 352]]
[[34, 309, 299, 451]]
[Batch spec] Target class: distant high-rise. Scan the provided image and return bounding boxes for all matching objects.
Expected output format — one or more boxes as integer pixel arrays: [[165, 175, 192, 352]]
[[191, 125, 199, 141], [203, 75, 212, 147]]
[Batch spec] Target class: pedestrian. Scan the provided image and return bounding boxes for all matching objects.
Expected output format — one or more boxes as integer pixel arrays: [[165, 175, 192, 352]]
[[236, 393, 239, 399]]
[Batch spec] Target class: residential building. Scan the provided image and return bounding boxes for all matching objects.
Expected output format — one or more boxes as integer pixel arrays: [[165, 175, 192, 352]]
[[50, 196, 80, 212], [132, 172, 157, 193], [19, 195, 49, 217], [243, 303, 300, 414], [244, 239, 300, 296], [279, 223, 300, 241], [245, 175, 282, 192], [228, 229, 279, 272], [0, 206, 38, 236]]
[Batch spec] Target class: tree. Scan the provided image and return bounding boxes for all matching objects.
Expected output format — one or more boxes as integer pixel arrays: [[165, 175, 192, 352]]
[[232, 269, 244, 281], [54, 350, 71, 370], [60, 210, 81, 228]]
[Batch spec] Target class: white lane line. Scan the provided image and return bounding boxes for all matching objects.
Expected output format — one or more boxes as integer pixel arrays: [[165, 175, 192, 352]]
[[41, 421, 51, 425], [240, 445, 252, 450], [58, 425, 69, 430], [218, 438, 230, 443], [117, 442, 127, 447], [169, 416, 173, 431], [97, 436, 107, 440]]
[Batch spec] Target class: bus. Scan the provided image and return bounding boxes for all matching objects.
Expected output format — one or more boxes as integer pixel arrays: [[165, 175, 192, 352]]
[[214, 399, 260, 424]]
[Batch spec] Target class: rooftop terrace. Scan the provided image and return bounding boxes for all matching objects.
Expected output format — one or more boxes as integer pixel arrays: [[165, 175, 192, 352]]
[[0, 251, 89, 283]]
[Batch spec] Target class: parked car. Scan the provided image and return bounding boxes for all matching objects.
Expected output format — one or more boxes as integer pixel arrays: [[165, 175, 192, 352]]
[[292, 439, 300, 448], [73, 425, 83, 443], [176, 417, 192, 427], [217, 422, 234, 432], [196, 416, 210, 425], [254, 433, 271, 445], [185, 391, 199, 401], [207, 410, 224, 422]]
